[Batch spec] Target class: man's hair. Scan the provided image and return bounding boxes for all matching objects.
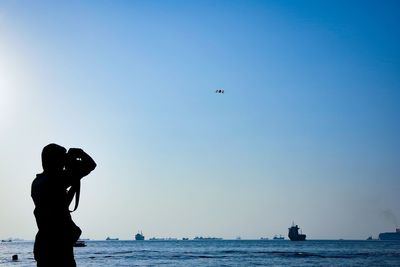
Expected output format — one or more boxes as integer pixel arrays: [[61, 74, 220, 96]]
[[41, 143, 67, 172]]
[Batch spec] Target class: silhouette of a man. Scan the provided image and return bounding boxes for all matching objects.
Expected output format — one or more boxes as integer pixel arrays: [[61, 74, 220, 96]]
[[32, 143, 96, 267]]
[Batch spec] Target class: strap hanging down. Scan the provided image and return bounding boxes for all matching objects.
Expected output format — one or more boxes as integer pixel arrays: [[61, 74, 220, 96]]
[[69, 181, 81, 212]]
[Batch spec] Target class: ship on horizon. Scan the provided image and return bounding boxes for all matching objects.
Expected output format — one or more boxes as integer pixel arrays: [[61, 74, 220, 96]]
[[273, 235, 285, 240], [193, 236, 223, 240], [73, 240, 87, 247], [379, 228, 400, 241], [135, 231, 145, 240], [288, 222, 306, 241]]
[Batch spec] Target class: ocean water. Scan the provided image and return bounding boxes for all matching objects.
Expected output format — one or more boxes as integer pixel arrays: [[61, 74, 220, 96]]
[[1, 240, 400, 266]]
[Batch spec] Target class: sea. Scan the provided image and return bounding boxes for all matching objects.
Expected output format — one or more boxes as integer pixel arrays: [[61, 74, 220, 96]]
[[1, 240, 400, 266]]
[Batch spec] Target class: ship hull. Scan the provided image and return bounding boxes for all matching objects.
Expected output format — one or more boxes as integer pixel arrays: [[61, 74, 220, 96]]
[[289, 234, 306, 241], [379, 233, 400, 241], [135, 236, 144, 240]]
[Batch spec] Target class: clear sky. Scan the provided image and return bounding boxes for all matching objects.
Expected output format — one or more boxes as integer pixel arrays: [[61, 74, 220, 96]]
[[0, 0, 399, 240]]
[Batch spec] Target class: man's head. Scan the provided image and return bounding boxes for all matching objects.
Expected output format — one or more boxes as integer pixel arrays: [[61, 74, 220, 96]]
[[41, 143, 67, 173]]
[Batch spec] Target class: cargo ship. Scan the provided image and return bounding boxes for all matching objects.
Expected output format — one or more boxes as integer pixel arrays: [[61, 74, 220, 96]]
[[288, 222, 306, 241], [379, 228, 400, 241]]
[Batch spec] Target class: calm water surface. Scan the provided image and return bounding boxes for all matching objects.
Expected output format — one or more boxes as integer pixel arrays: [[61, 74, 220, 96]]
[[1, 240, 400, 266]]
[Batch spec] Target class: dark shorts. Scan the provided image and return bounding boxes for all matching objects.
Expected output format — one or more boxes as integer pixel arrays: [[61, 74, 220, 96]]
[[34, 232, 76, 267]]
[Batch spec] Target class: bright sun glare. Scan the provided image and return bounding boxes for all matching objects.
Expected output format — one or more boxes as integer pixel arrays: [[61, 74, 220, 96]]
[[0, 53, 19, 128]]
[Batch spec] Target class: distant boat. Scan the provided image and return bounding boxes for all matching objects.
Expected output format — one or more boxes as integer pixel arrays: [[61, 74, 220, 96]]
[[379, 228, 400, 241], [149, 237, 178, 241], [193, 236, 222, 240], [260, 237, 269, 240], [135, 231, 145, 240], [288, 222, 306, 241], [73, 240, 86, 247], [273, 235, 284, 240], [106, 237, 119, 241], [182, 237, 189, 240]]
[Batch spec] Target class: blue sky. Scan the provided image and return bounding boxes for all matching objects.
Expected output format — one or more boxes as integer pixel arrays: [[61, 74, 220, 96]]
[[0, 0, 399, 240]]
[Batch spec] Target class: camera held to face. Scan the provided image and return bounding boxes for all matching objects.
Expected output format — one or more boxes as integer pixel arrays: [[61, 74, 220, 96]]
[[65, 148, 97, 177], [65, 148, 85, 171]]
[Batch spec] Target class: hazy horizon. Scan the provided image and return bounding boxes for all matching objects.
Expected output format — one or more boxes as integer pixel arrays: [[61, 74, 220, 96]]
[[1, 0, 399, 241]]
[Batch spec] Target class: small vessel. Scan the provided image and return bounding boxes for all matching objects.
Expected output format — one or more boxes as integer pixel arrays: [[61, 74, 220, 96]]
[[135, 231, 145, 240], [288, 222, 306, 241], [193, 236, 223, 240], [273, 235, 284, 240], [106, 237, 119, 241], [149, 237, 178, 241], [379, 228, 400, 241], [73, 240, 86, 247]]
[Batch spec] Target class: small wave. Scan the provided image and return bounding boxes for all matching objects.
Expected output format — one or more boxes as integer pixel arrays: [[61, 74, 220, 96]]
[[266, 250, 380, 259], [198, 255, 215, 259], [220, 250, 239, 254], [112, 250, 135, 255]]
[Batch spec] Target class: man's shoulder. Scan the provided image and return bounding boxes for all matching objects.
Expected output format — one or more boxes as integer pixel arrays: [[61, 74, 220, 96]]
[[32, 173, 49, 188], [32, 173, 45, 182]]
